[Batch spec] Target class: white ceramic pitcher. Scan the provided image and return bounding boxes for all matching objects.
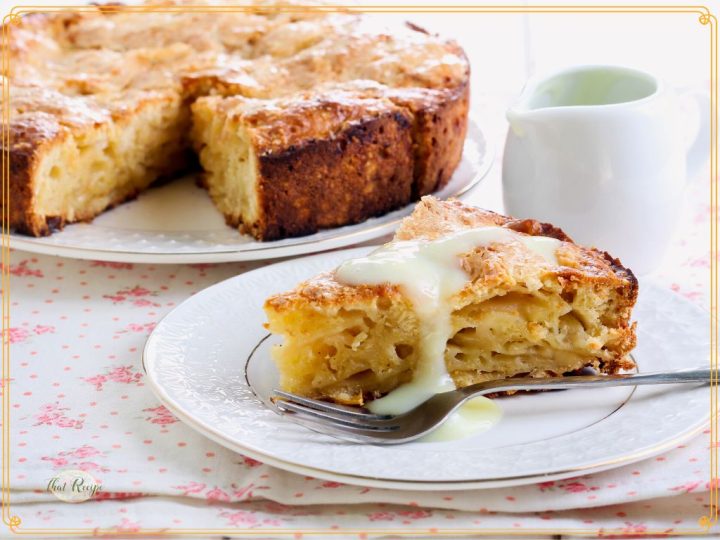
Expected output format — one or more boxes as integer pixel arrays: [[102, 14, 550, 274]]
[[502, 65, 709, 275]]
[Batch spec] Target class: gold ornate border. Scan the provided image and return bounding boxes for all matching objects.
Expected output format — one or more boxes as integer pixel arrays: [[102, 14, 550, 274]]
[[1, 3, 717, 536]]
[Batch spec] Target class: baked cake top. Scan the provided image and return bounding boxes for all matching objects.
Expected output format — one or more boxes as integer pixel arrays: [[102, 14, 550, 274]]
[[265, 196, 639, 313], [4, 0, 469, 128], [192, 89, 413, 154]]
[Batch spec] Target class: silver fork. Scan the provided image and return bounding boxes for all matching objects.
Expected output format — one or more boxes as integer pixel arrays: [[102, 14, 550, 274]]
[[271, 367, 713, 445]]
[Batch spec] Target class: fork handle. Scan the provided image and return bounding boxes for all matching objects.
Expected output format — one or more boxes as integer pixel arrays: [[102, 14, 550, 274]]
[[460, 367, 714, 398]]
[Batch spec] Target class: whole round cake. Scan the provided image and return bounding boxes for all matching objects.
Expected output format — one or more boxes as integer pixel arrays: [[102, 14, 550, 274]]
[[4, 1, 470, 240]]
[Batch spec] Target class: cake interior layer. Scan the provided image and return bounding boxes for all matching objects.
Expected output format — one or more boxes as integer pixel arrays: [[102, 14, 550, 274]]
[[190, 102, 261, 233], [268, 285, 629, 405], [31, 95, 190, 228]]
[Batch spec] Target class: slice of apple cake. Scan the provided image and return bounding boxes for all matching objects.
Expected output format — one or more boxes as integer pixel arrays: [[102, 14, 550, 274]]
[[264, 197, 638, 413]]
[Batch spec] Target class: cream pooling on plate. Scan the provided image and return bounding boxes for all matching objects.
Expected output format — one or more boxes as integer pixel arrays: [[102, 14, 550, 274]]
[[335, 225, 561, 415], [421, 396, 502, 442]]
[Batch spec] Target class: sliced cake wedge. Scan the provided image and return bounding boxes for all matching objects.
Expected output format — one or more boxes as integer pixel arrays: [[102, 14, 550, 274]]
[[264, 197, 638, 413]]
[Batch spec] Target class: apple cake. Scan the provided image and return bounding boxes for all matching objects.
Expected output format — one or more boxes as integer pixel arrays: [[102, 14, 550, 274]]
[[3, 2, 469, 240], [264, 197, 638, 412]]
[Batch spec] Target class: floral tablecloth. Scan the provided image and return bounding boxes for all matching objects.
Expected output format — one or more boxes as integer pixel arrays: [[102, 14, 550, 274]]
[[4, 144, 714, 537]]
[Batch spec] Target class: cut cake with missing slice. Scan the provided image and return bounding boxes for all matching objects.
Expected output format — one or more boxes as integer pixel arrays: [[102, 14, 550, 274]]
[[5, 4, 470, 240]]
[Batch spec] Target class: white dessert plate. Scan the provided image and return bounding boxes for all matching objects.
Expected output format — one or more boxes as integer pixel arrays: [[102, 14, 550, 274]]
[[143, 247, 711, 490], [10, 121, 490, 264]]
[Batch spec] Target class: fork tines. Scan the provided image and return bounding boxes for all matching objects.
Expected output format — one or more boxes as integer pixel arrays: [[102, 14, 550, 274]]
[[271, 389, 397, 432]]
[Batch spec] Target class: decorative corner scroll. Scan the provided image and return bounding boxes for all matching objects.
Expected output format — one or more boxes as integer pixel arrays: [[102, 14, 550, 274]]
[[8, 515, 21, 529]]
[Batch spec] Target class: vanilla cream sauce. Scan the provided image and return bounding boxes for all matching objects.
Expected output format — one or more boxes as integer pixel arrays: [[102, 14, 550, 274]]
[[335, 226, 560, 416], [421, 396, 502, 442]]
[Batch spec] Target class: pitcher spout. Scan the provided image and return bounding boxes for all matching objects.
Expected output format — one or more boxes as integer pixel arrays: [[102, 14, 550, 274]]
[[506, 77, 543, 136], [506, 106, 534, 136]]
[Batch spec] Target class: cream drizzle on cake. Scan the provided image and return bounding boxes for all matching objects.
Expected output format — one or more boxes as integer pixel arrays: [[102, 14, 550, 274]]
[[335, 226, 561, 415]]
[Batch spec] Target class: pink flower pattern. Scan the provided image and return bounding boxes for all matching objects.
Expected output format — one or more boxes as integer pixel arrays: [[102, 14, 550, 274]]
[[669, 480, 703, 493], [5, 259, 43, 277], [33, 325, 55, 335], [367, 511, 396, 522], [34, 403, 84, 430], [143, 405, 179, 425], [216, 508, 282, 528], [90, 261, 134, 270], [535, 478, 600, 494], [5, 325, 56, 343], [115, 322, 156, 334], [83, 366, 143, 391], [41, 445, 109, 473], [231, 483, 264, 500], [172, 482, 207, 496], [5, 327, 29, 344], [103, 286, 160, 307], [320, 481, 343, 488], [205, 487, 231, 502], [241, 456, 263, 468], [218, 509, 258, 527], [93, 491, 144, 500]]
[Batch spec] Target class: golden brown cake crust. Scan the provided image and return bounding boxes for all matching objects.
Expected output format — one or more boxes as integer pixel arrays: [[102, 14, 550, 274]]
[[408, 82, 470, 197], [266, 197, 638, 313], [8, 120, 48, 236], [198, 91, 411, 156], [255, 111, 415, 239], [339, 81, 471, 199], [4, 2, 471, 239]]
